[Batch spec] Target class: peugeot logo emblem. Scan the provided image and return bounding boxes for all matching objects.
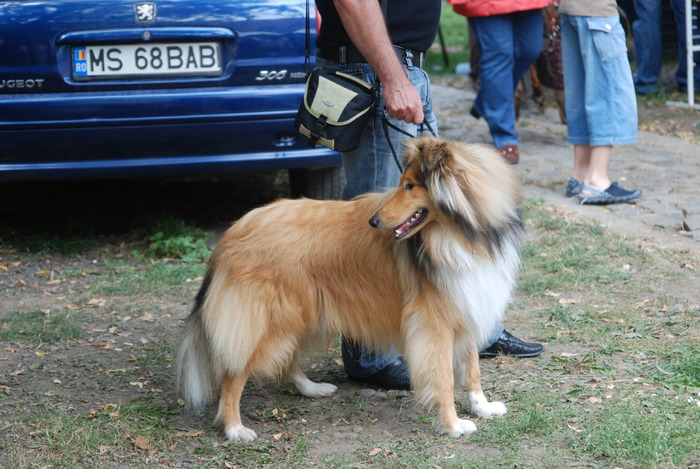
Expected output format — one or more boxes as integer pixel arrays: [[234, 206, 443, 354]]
[[135, 2, 156, 23]]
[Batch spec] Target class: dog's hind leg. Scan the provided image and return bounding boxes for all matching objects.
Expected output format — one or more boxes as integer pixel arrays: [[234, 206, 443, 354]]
[[288, 362, 337, 398], [463, 346, 507, 418], [217, 372, 257, 442]]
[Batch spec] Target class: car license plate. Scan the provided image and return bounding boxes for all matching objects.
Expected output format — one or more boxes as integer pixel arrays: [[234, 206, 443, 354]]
[[72, 42, 221, 79]]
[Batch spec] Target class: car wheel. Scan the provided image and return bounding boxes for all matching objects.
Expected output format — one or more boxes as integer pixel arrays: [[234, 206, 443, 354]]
[[289, 166, 344, 200]]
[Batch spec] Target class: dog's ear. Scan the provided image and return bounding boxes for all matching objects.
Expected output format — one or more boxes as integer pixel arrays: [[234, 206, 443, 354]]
[[420, 140, 452, 174]]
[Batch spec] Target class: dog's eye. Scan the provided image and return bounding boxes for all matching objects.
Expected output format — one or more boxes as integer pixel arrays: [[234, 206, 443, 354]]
[[404, 183, 415, 190]]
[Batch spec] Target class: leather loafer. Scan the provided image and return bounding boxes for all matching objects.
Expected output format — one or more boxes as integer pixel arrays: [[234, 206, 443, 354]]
[[348, 358, 411, 390], [498, 145, 519, 165], [479, 330, 544, 358]]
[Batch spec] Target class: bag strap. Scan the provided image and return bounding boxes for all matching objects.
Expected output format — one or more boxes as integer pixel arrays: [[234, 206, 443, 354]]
[[303, 0, 311, 76], [546, 2, 560, 37]]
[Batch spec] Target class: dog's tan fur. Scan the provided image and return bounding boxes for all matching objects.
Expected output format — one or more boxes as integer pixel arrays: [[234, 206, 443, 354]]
[[176, 136, 525, 441]]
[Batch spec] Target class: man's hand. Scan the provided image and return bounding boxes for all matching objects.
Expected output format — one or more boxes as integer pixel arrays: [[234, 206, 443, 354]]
[[383, 76, 424, 124]]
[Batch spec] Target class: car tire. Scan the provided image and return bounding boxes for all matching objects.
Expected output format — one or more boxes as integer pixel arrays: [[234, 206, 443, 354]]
[[289, 166, 344, 200]]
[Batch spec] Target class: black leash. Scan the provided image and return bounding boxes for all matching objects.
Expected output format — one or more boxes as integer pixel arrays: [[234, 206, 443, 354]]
[[381, 108, 437, 170]]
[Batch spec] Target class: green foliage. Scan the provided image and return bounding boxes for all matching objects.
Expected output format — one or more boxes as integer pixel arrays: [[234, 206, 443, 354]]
[[145, 216, 211, 263]]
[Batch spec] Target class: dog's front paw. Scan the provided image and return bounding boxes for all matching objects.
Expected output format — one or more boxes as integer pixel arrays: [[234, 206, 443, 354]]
[[446, 418, 477, 437], [225, 424, 258, 442], [301, 381, 338, 398], [291, 374, 338, 398], [469, 392, 508, 418]]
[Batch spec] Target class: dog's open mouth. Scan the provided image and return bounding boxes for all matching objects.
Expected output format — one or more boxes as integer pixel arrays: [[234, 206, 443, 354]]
[[394, 209, 427, 239]]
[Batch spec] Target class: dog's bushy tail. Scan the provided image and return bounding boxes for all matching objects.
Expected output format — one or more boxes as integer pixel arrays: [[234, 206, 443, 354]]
[[175, 273, 217, 414]]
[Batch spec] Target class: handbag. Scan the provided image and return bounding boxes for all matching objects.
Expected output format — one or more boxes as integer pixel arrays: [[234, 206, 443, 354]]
[[535, 4, 564, 91], [295, 67, 376, 152]]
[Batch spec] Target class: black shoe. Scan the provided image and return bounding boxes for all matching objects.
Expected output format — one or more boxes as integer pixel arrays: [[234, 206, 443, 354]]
[[348, 358, 411, 390], [479, 330, 544, 358]]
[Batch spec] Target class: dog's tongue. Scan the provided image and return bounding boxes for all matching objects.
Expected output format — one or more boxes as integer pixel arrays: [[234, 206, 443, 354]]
[[394, 223, 410, 238]]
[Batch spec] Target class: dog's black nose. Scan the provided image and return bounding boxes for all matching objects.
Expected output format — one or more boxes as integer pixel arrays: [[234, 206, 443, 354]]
[[369, 215, 380, 228]]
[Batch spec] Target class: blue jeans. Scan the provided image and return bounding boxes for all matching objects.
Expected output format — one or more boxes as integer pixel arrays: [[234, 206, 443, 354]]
[[468, 9, 543, 149], [561, 14, 638, 146], [632, 0, 662, 93], [632, 0, 700, 91]]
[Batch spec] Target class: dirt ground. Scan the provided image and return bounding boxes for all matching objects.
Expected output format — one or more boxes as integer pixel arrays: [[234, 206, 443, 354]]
[[1, 91, 699, 468]]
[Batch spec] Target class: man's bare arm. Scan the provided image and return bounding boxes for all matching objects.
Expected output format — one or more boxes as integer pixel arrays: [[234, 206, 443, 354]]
[[333, 0, 424, 124]]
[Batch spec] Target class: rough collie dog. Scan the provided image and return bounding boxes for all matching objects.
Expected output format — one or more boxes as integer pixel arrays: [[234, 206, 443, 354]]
[[176, 135, 525, 441]]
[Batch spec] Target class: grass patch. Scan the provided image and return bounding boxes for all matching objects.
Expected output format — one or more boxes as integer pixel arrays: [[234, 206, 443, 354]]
[[3, 234, 95, 255], [653, 345, 700, 388], [426, 4, 470, 74], [519, 200, 650, 297], [572, 395, 700, 468], [0, 309, 84, 344], [89, 260, 206, 297], [1, 403, 180, 469]]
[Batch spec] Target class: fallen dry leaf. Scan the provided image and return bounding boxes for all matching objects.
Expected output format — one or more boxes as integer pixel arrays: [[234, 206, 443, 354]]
[[559, 298, 582, 305], [127, 434, 151, 451]]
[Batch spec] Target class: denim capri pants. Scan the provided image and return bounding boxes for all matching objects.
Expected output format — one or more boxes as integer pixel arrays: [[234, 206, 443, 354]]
[[560, 14, 638, 146]]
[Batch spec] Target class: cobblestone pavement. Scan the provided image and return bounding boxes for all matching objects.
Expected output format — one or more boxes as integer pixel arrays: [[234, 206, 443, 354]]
[[431, 84, 700, 253]]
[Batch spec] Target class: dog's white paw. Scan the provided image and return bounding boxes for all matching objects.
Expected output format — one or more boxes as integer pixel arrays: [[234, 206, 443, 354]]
[[469, 392, 508, 418], [297, 381, 338, 398], [225, 424, 258, 442], [290, 373, 338, 398], [446, 418, 477, 437]]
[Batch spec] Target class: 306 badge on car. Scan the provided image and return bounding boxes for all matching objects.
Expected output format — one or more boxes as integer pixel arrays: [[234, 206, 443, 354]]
[[73, 42, 221, 79]]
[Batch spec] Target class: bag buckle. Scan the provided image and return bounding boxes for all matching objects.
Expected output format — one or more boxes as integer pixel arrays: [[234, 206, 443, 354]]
[[308, 114, 328, 147]]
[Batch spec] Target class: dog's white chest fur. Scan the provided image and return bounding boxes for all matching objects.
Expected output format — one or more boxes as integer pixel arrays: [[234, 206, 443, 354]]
[[430, 236, 521, 347]]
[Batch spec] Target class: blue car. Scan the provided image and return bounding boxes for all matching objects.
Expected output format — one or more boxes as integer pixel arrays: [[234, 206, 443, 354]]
[[0, 0, 341, 197]]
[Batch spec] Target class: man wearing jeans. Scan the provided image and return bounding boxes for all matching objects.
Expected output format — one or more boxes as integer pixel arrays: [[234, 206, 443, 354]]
[[315, 0, 544, 390], [632, 0, 700, 94]]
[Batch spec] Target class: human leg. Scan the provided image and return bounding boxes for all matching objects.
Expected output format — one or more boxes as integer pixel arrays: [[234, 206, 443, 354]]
[[631, 0, 662, 93], [561, 15, 641, 203], [512, 9, 545, 84], [337, 61, 435, 387], [669, 0, 700, 90], [574, 144, 611, 190], [468, 14, 519, 149]]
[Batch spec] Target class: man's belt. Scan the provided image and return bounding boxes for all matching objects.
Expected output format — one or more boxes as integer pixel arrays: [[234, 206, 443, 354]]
[[317, 44, 426, 69]]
